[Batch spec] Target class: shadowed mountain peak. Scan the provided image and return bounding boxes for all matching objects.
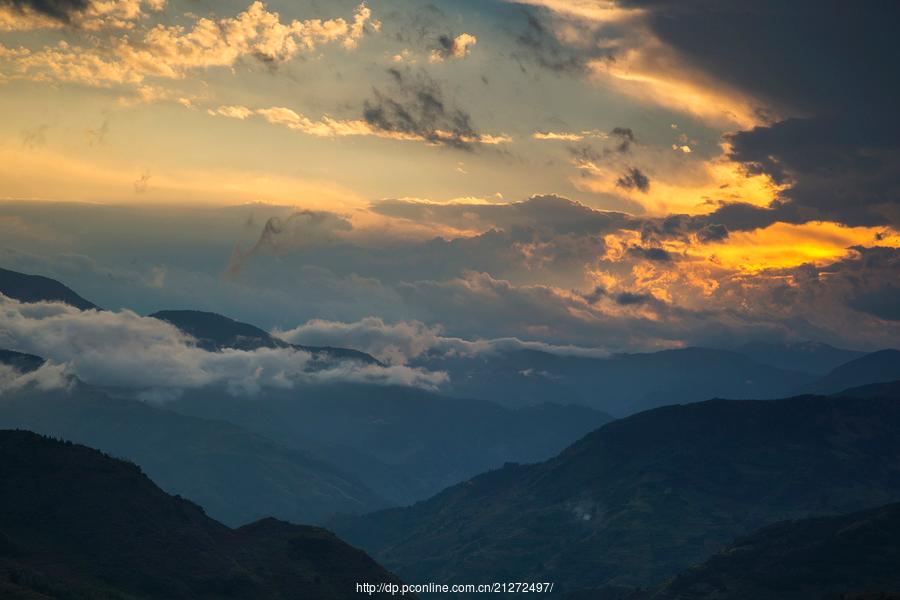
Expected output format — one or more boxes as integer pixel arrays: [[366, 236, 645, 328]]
[[0, 267, 99, 310], [0, 349, 45, 373]]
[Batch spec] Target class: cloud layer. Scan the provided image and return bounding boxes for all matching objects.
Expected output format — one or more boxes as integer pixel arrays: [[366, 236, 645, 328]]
[[0, 294, 447, 396]]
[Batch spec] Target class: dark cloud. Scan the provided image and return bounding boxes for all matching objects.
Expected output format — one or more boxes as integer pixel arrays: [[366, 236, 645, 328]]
[[371, 194, 634, 237], [726, 115, 900, 227], [615, 291, 654, 306], [618, 0, 900, 117], [609, 127, 634, 153], [607, 1, 900, 229], [227, 211, 353, 277], [627, 246, 672, 262], [0, 0, 88, 21], [695, 223, 729, 243], [363, 69, 482, 151], [513, 11, 598, 75], [616, 167, 650, 193], [850, 285, 900, 322]]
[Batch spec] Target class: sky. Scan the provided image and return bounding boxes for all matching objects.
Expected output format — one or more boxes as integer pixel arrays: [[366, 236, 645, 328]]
[[1, 0, 899, 354]]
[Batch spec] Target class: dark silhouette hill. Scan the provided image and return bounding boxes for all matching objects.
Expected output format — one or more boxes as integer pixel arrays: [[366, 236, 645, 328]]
[[150, 309, 380, 363], [0, 430, 404, 599], [333, 394, 900, 593], [0, 267, 99, 310], [633, 502, 900, 599], [0, 382, 385, 526], [799, 349, 900, 395]]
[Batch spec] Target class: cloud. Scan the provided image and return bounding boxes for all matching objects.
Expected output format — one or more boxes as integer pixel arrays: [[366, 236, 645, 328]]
[[0, 2, 377, 87], [0, 294, 446, 395], [362, 68, 509, 150], [1, 0, 88, 21], [512, 9, 599, 75], [208, 102, 510, 148], [275, 315, 612, 365], [0, 360, 70, 394], [615, 167, 650, 192], [227, 210, 353, 277], [370, 194, 633, 236], [725, 115, 900, 229], [533, 129, 606, 142], [429, 32, 476, 62], [627, 245, 671, 262]]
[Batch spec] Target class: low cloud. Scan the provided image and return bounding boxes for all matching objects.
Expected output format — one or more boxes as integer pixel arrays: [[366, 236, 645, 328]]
[[275, 315, 611, 365], [0, 295, 447, 396], [0, 360, 71, 394]]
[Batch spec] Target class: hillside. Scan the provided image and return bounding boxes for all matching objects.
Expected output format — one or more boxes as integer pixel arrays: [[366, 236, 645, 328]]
[[800, 349, 900, 395], [333, 394, 900, 592], [0, 430, 403, 599], [0, 266, 99, 310], [0, 382, 385, 526], [637, 502, 900, 599]]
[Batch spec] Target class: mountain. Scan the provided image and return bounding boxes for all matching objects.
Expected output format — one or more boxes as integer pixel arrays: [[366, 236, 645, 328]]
[[836, 380, 900, 399], [150, 309, 380, 363], [0, 349, 44, 373], [631, 502, 900, 600], [0, 430, 405, 599], [168, 383, 613, 506], [332, 393, 900, 593], [799, 349, 900, 395], [0, 380, 385, 526], [0, 266, 99, 310], [414, 347, 814, 415], [731, 341, 865, 375]]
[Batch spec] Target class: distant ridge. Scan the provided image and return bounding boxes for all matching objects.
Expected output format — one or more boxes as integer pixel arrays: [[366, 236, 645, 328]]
[[151, 309, 380, 363], [0, 266, 99, 310], [0, 429, 405, 599], [799, 349, 900, 395]]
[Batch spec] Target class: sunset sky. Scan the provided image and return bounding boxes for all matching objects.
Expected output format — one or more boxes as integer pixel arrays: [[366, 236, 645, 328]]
[[1, 0, 898, 353]]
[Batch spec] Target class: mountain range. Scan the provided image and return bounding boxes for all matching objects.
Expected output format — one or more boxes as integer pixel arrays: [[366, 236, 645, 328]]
[[333, 386, 900, 594], [4, 265, 900, 597]]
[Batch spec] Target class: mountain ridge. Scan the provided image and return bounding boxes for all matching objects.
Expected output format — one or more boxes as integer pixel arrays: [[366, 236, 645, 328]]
[[0, 429, 405, 599], [333, 391, 900, 592]]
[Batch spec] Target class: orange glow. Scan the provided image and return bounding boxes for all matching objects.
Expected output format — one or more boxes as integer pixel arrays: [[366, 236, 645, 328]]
[[575, 154, 782, 216], [697, 222, 900, 272]]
